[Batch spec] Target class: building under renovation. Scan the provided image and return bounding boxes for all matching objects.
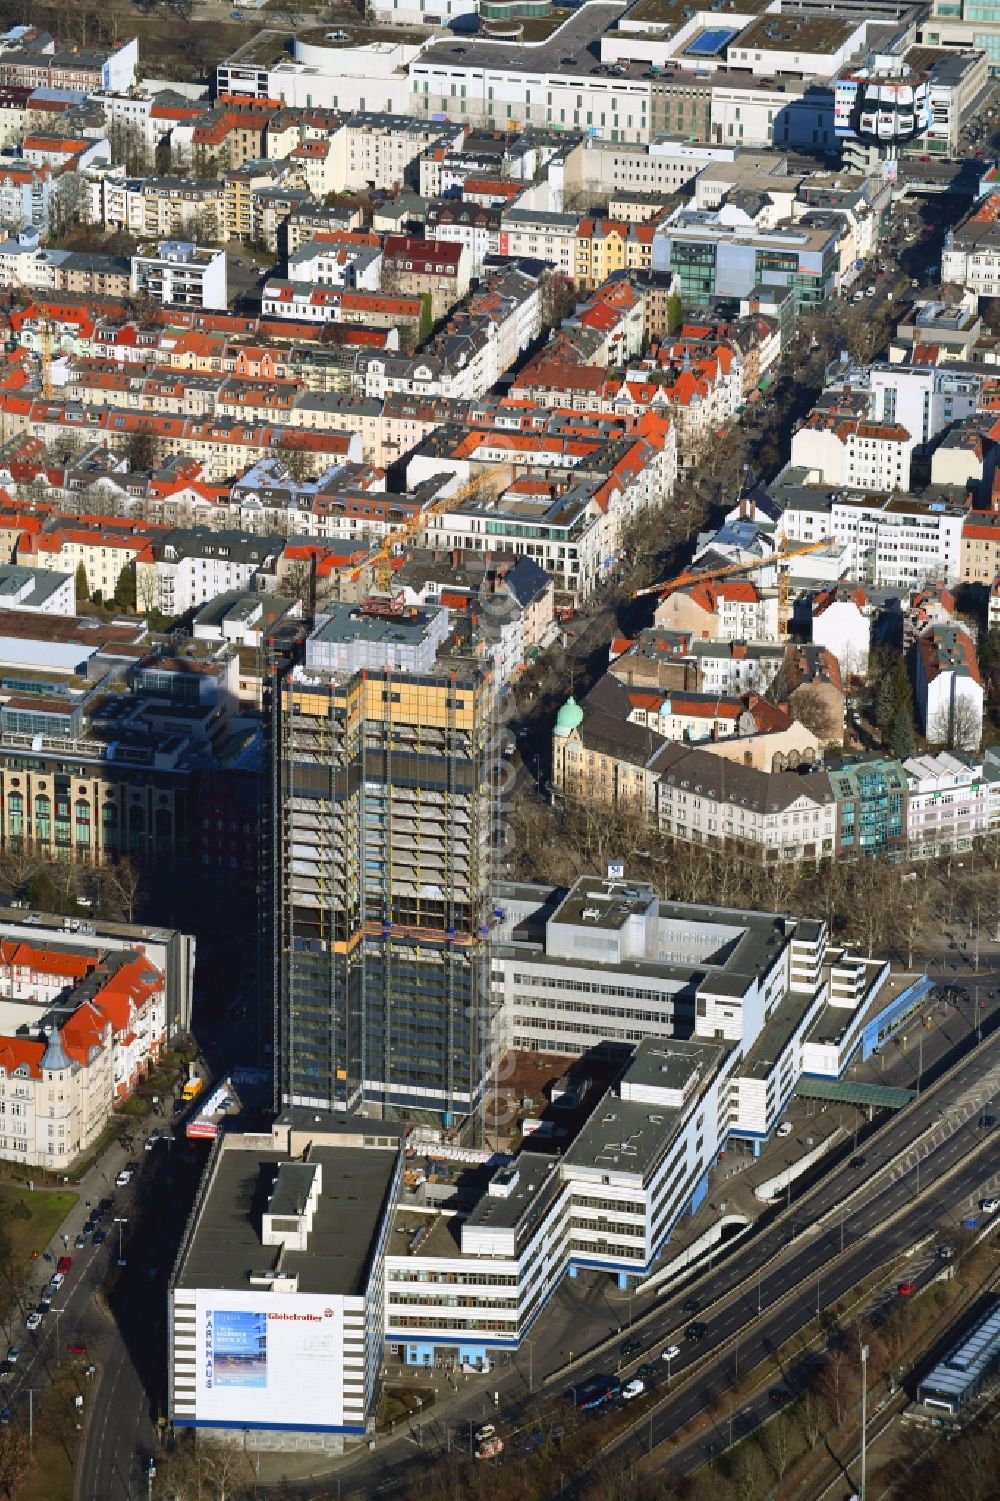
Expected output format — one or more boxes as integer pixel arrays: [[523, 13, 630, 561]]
[[264, 598, 496, 1123]]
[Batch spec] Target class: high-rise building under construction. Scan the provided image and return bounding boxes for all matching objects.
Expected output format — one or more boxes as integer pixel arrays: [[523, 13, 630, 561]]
[[263, 599, 496, 1123]]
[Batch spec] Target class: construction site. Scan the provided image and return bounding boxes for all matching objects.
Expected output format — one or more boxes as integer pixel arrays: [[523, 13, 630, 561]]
[[263, 590, 500, 1128]]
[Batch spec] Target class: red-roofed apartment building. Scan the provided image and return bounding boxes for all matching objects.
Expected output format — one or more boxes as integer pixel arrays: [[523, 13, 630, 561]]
[[382, 235, 471, 321], [790, 410, 915, 492], [0, 945, 166, 1168], [915, 622, 984, 750], [654, 578, 779, 642]]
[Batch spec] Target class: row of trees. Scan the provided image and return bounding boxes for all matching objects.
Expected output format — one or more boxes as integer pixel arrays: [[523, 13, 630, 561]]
[[506, 793, 1000, 962], [0, 847, 142, 922]]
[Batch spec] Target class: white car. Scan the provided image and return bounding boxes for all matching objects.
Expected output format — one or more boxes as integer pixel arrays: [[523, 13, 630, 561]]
[[115, 1168, 132, 1187], [25, 1312, 42, 1332], [621, 1378, 646, 1401], [48, 1273, 65, 1291], [661, 1344, 681, 1361], [981, 1197, 1000, 1215], [775, 1122, 793, 1138]]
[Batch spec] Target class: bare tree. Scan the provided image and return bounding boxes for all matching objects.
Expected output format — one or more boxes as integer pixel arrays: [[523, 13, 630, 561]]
[[928, 695, 982, 752], [136, 567, 161, 617], [789, 685, 843, 743], [195, 1435, 256, 1501], [814, 1346, 857, 1426], [799, 1390, 827, 1449], [48, 170, 85, 241], [0, 846, 40, 896], [892, 886, 929, 968], [107, 118, 152, 177], [101, 856, 140, 922], [0, 1422, 29, 1501], [764, 1411, 797, 1480]]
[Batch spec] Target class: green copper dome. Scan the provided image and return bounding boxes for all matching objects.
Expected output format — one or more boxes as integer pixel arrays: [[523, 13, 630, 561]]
[[554, 696, 584, 736]]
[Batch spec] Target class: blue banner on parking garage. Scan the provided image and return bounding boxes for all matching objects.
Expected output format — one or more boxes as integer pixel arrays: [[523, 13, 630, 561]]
[[862, 975, 934, 1060]]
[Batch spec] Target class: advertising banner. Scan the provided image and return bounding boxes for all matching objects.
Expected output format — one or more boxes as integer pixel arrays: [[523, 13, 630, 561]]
[[194, 1290, 346, 1427]]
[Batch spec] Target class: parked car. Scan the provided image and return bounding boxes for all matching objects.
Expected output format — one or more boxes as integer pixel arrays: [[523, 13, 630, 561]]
[[0, 1366, 11, 1383], [74, 1232, 89, 1250], [621, 1378, 646, 1401], [0, 1407, 10, 1425], [39, 1284, 55, 1305], [48, 1272, 65, 1290], [56, 1257, 72, 1275], [5, 1348, 19, 1365], [92, 1230, 106, 1246], [770, 1385, 791, 1404], [849, 1155, 866, 1169], [25, 1312, 42, 1332], [115, 1168, 132, 1188], [681, 1296, 700, 1314], [620, 1338, 641, 1358], [981, 1198, 999, 1214], [67, 1343, 88, 1357], [775, 1122, 793, 1138]]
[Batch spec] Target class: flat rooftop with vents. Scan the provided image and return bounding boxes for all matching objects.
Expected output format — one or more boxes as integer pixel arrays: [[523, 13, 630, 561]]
[[174, 1125, 399, 1298]]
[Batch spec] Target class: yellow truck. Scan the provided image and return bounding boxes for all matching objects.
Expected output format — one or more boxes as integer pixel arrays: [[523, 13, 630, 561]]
[[181, 1076, 203, 1102]]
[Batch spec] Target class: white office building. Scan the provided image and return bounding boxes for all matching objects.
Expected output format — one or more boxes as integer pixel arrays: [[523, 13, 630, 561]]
[[386, 876, 890, 1368]]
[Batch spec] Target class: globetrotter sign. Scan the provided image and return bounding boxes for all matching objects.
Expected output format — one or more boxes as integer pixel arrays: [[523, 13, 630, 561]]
[[193, 1290, 345, 1426]]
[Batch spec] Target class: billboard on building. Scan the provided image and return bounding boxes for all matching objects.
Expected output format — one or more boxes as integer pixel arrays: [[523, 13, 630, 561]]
[[193, 1290, 346, 1427]]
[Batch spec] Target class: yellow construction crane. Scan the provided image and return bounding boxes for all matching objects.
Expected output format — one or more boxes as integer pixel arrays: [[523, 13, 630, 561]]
[[633, 538, 832, 637], [355, 463, 512, 594], [39, 316, 52, 400]]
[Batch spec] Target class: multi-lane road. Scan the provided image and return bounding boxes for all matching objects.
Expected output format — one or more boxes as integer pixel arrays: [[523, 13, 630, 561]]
[[308, 1027, 1000, 1499]]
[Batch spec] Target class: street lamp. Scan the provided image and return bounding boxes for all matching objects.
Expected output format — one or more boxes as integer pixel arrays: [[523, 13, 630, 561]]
[[860, 1343, 870, 1501], [524, 1337, 534, 1394], [114, 1216, 128, 1267]]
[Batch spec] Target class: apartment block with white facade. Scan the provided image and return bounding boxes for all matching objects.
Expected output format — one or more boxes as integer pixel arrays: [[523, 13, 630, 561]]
[[130, 240, 227, 311], [790, 411, 915, 492], [778, 478, 965, 589], [915, 622, 985, 749], [137, 529, 284, 616], [903, 751, 990, 857]]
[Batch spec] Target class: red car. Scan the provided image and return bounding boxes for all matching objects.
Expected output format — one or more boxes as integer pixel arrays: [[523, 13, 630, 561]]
[[56, 1256, 72, 1275], [898, 1281, 916, 1297], [67, 1343, 87, 1357]]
